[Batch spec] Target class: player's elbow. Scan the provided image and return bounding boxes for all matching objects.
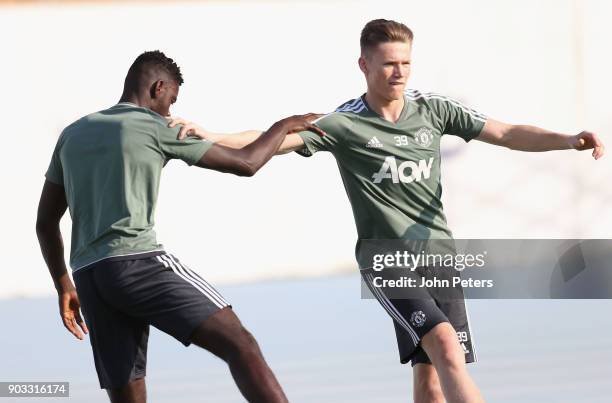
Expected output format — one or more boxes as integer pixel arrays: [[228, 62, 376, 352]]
[[35, 215, 55, 238], [236, 167, 256, 177], [233, 160, 258, 177], [487, 129, 515, 150], [481, 120, 515, 149], [497, 132, 515, 149], [35, 216, 47, 234]]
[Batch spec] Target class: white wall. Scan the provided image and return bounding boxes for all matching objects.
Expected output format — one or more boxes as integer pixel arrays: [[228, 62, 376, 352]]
[[1, 0, 610, 298]]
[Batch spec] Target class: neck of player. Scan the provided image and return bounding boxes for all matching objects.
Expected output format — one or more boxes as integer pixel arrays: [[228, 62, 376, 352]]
[[365, 91, 405, 123], [119, 91, 149, 109]]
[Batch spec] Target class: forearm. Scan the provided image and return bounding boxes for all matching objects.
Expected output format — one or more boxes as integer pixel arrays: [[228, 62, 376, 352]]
[[503, 125, 573, 152], [208, 130, 262, 149], [36, 223, 72, 293], [238, 122, 290, 174], [194, 114, 321, 175]]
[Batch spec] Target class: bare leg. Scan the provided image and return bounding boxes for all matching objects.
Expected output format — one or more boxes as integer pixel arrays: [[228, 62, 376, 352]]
[[420, 323, 484, 403], [190, 307, 288, 403], [106, 377, 146, 403], [413, 363, 445, 403]]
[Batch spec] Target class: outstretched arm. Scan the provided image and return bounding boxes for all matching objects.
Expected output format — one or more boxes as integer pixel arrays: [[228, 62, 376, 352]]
[[476, 119, 605, 159], [196, 129, 263, 149], [168, 118, 310, 155], [36, 180, 88, 340], [195, 114, 323, 176]]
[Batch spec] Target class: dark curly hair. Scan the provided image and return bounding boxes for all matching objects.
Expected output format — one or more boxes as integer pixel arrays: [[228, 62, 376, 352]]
[[125, 50, 184, 89]]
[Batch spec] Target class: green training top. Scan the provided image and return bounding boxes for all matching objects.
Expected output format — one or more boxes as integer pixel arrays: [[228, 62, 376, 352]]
[[297, 89, 486, 265], [45, 103, 213, 272]]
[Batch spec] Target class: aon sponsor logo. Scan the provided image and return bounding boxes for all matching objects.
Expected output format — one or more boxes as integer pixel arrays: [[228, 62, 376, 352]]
[[372, 157, 434, 184]]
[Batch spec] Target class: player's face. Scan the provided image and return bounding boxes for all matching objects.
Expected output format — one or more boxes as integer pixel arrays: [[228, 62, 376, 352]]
[[151, 80, 179, 117], [359, 41, 412, 101]]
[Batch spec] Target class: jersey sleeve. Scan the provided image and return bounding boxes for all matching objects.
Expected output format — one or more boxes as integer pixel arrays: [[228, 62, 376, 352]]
[[45, 137, 64, 185], [157, 125, 214, 165], [295, 114, 344, 157], [432, 96, 487, 142]]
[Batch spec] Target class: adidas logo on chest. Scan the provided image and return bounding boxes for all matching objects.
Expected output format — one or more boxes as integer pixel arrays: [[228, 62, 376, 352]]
[[366, 136, 384, 148]]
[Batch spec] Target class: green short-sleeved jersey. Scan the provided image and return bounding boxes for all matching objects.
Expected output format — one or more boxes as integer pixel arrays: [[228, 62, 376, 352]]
[[297, 89, 486, 264], [45, 103, 213, 271]]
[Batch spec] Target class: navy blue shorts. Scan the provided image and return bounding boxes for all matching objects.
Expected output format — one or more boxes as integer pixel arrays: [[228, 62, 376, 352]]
[[73, 251, 230, 389]]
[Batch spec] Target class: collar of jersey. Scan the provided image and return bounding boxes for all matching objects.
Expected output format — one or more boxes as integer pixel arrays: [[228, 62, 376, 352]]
[[115, 101, 141, 109], [360, 93, 410, 124], [113, 102, 166, 120]]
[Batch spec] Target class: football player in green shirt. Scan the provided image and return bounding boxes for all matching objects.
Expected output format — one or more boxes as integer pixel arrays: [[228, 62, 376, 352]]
[[37, 50, 324, 403], [170, 19, 604, 403]]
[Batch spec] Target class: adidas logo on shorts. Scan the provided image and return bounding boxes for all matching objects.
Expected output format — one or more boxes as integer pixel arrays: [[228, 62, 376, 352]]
[[366, 136, 384, 148]]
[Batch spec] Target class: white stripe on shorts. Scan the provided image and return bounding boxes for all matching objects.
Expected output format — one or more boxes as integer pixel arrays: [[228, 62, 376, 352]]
[[160, 254, 226, 309], [170, 256, 229, 306], [464, 300, 478, 361], [365, 273, 420, 345], [167, 254, 229, 306]]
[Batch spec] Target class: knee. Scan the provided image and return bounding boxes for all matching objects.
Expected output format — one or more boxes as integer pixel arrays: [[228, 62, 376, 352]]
[[422, 325, 464, 369], [414, 379, 444, 403], [106, 378, 146, 403], [191, 310, 262, 362], [226, 326, 260, 359]]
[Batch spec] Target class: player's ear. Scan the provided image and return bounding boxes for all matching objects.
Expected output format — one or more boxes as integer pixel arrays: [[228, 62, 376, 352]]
[[358, 56, 368, 74], [150, 80, 164, 99]]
